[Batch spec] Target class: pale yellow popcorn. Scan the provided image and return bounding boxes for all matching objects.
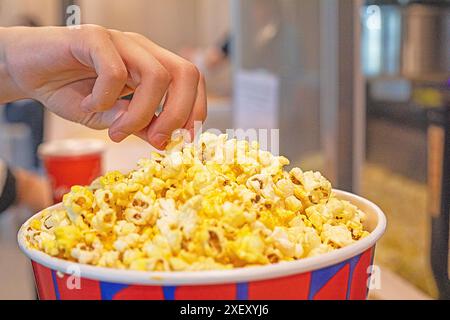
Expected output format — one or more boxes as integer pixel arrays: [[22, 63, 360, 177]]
[[71, 243, 100, 265], [267, 227, 296, 258], [114, 220, 138, 237], [261, 156, 289, 176], [150, 177, 165, 192], [285, 195, 303, 212], [227, 230, 268, 264], [246, 173, 278, 200], [94, 189, 114, 211], [169, 257, 190, 271], [186, 257, 233, 271], [321, 224, 355, 248], [161, 151, 184, 179], [295, 170, 332, 204], [92, 208, 116, 232], [113, 233, 140, 252], [308, 244, 333, 257], [275, 179, 295, 197], [147, 256, 171, 271], [124, 191, 157, 226], [40, 210, 70, 232], [53, 225, 82, 258], [302, 228, 322, 255], [98, 251, 121, 268], [222, 202, 247, 228], [257, 150, 273, 167], [62, 186, 94, 223], [123, 249, 145, 266], [26, 132, 369, 271], [37, 232, 58, 256]]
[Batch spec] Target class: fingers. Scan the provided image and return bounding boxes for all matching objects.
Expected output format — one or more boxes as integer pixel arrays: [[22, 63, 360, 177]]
[[148, 63, 199, 148], [76, 26, 128, 113], [124, 33, 206, 149], [106, 31, 170, 143], [73, 27, 207, 148], [184, 74, 207, 138]]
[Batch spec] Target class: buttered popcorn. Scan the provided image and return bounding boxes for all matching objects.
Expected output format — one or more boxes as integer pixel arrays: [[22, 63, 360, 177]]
[[24, 133, 369, 271]]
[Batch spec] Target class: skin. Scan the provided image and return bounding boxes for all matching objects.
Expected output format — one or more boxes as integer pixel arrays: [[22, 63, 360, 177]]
[[14, 169, 52, 213], [0, 24, 207, 149]]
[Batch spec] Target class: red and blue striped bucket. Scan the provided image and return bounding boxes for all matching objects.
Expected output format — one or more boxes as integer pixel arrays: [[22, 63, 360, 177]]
[[19, 190, 386, 300]]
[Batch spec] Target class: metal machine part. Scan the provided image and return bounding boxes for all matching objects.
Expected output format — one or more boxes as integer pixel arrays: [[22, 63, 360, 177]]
[[363, 0, 450, 298], [414, 80, 450, 300], [401, 4, 450, 80], [362, 1, 450, 80]]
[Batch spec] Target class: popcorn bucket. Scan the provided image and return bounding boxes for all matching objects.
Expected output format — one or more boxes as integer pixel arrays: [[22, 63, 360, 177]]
[[38, 139, 105, 203], [18, 190, 386, 300]]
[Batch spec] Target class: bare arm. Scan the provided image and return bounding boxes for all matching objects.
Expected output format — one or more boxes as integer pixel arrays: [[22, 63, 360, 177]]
[[0, 25, 207, 149]]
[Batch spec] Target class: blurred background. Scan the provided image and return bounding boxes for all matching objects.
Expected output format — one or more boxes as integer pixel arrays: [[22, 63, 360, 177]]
[[0, 0, 449, 299]]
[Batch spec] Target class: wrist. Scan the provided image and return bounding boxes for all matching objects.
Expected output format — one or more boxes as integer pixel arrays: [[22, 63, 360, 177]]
[[0, 27, 27, 102]]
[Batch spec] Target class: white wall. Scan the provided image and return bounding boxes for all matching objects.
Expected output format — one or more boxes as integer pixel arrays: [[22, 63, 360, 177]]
[[78, 0, 232, 95], [0, 0, 59, 26], [79, 0, 230, 52], [0, 0, 230, 51], [196, 0, 230, 46]]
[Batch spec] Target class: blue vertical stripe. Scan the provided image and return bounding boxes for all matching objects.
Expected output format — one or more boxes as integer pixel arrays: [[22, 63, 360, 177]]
[[236, 283, 248, 300], [99, 282, 129, 300], [51, 270, 61, 300], [163, 286, 177, 300], [308, 261, 347, 299]]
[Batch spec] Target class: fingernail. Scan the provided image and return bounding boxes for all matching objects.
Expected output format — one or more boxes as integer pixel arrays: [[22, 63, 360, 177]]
[[150, 133, 169, 149], [110, 130, 129, 142]]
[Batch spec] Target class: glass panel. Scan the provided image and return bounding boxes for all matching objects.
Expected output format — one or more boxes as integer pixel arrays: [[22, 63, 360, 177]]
[[231, 0, 322, 170]]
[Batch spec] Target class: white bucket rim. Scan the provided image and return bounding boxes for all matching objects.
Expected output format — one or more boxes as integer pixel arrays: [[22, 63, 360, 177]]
[[38, 139, 106, 158], [18, 190, 386, 286]]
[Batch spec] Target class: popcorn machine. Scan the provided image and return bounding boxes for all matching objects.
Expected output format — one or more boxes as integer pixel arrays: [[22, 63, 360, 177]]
[[362, 0, 450, 298], [415, 80, 450, 300]]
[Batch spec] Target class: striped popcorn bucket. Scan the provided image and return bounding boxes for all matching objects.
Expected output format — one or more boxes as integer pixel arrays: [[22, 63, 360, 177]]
[[18, 190, 386, 300]]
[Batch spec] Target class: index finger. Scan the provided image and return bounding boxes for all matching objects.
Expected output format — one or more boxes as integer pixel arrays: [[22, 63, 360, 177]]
[[124, 33, 204, 149]]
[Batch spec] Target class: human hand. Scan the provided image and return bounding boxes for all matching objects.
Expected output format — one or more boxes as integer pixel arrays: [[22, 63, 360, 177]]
[[14, 169, 52, 213], [0, 25, 207, 149]]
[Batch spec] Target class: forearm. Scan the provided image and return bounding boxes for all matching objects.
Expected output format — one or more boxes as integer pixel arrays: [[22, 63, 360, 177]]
[[0, 160, 17, 214], [0, 159, 52, 213], [0, 27, 27, 103]]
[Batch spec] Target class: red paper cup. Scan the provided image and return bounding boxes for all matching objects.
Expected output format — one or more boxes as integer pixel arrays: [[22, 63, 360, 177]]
[[18, 190, 386, 300], [38, 139, 106, 203]]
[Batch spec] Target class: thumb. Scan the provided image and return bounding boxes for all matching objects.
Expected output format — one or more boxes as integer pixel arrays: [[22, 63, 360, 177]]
[[80, 99, 130, 131]]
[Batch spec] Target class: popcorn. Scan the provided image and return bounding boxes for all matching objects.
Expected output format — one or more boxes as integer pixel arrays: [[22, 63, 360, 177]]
[[92, 208, 117, 232], [124, 190, 157, 226], [25, 133, 369, 271], [71, 243, 100, 265], [62, 186, 94, 223], [285, 195, 303, 212], [320, 224, 354, 248], [98, 251, 122, 268]]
